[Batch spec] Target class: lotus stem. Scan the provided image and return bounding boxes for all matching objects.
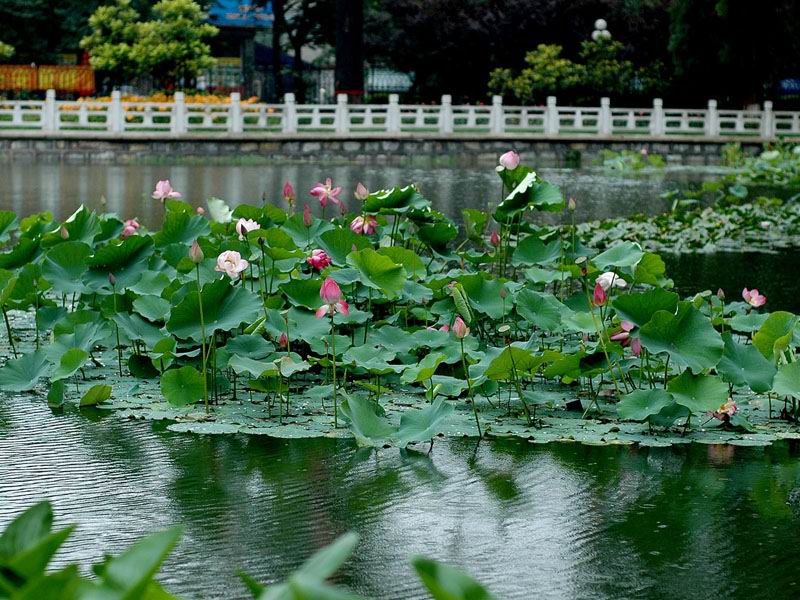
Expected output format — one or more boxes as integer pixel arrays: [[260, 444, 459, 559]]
[[2, 306, 16, 358], [460, 338, 482, 437], [330, 313, 338, 428], [196, 265, 209, 412], [111, 284, 122, 377]]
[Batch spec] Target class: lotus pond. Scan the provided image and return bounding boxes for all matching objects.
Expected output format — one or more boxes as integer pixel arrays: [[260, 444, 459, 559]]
[[2, 148, 800, 598]]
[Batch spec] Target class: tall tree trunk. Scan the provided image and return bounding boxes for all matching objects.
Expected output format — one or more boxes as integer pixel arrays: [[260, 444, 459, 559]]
[[335, 0, 363, 100], [272, 0, 285, 100]]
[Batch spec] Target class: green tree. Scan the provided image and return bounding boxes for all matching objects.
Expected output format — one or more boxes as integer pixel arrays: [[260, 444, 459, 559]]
[[0, 41, 13, 62], [489, 44, 583, 104], [132, 0, 218, 88], [80, 0, 142, 83]]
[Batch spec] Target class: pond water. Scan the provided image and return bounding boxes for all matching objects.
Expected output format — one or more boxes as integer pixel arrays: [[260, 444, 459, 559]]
[[1, 394, 800, 599], [0, 161, 723, 227]]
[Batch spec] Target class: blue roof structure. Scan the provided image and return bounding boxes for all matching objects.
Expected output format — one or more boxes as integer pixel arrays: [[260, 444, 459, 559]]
[[208, 0, 274, 28]]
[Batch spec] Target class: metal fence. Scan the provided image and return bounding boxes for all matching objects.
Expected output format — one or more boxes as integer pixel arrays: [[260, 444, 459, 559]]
[[1, 90, 797, 139]]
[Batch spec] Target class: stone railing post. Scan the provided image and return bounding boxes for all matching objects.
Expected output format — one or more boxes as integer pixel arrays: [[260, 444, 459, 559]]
[[650, 98, 665, 137], [761, 100, 774, 138], [172, 91, 187, 135], [229, 92, 243, 133], [43, 89, 57, 132], [544, 96, 559, 135], [705, 99, 719, 137], [387, 93, 400, 134], [440, 94, 453, 134], [335, 93, 349, 134], [599, 97, 612, 136], [282, 93, 297, 133], [490, 95, 504, 135], [109, 90, 123, 133]]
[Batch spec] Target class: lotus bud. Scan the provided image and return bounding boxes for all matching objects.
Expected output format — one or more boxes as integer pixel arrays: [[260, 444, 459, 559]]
[[355, 182, 368, 201], [490, 229, 500, 247], [303, 203, 312, 227], [278, 332, 288, 348], [716, 288, 725, 300], [499, 288, 508, 299], [498, 150, 520, 170], [283, 181, 296, 207], [568, 197, 576, 211], [60, 225, 69, 239], [592, 282, 607, 306], [108, 272, 116, 287], [196, 206, 205, 215], [189, 240, 204, 264], [453, 316, 470, 339]]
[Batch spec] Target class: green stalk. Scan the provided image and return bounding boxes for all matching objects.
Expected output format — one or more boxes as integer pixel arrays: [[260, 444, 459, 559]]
[[330, 311, 338, 428], [460, 338, 482, 437], [196, 265, 209, 412], [111, 284, 122, 376], [2, 305, 16, 358]]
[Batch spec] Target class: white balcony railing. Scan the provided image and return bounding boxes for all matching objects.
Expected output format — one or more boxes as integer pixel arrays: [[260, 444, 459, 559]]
[[0, 90, 797, 140]]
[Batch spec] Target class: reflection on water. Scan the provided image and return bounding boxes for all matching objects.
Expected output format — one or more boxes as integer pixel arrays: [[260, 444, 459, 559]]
[[1, 395, 799, 599], [0, 161, 722, 227]]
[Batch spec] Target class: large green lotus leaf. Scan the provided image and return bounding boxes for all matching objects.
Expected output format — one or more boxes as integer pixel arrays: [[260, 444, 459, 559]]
[[372, 325, 419, 354], [80, 384, 112, 407], [376, 247, 426, 279], [153, 212, 210, 247], [160, 366, 205, 406], [412, 556, 496, 600], [0, 269, 17, 306], [401, 352, 446, 384], [229, 355, 279, 379], [347, 248, 407, 298], [397, 397, 454, 446], [515, 289, 565, 331], [276, 355, 310, 378], [6, 263, 45, 310], [132, 295, 171, 323], [634, 252, 668, 286], [167, 279, 262, 341], [524, 267, 564, 284], [112, 313, 165, 348], [753, 311, 797, 360], [616, 388, 675, 421], [485, 346, 539, 380], [728, 312, 768, 333], [85, 236, 154, 290], [417, 222, 458, 253], [287, 308, 331, 345], [0, 238, 40, 270], [280, 278, 322, 310], [495, 174, 564, 222], [317, 227, 371, 265], [457, 274, 508, 320], [560, 309, 595, 334], [716, 333, 776, 393], [340, 395, 397, 447], [512, 236, 561, 266], [281, 213, 334, 248], [639, 303, 724, 373], [51, 348, 89, 382], [0, 351, 51, 391], [612, 288, 679, 328], [593, 241, 644, 270], [0, 210, 18, 243], [42, 206, 101, 247], [363, 184, 429, 213], [225, 334, 274, 360], [772, 361, 800, 399], [667, 371, 729, 414], [462, 208, 489, 241], [128, 272, 172, 297], [342, 345, 400, 374], [40, 242, 92, 294]]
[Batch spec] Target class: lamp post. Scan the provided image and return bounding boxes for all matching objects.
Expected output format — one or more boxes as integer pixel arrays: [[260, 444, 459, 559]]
[[592, 19, 612, 41]]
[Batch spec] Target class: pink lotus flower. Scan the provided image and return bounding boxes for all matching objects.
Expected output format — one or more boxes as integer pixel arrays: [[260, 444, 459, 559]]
[[354, 182, 369, 201], [196, 206, 205, 215], [630, 338, 642, 357], [453, 316, 470, 338], [596, 271, 627, 291], [235, 218, 260, 240], [283, 181, 296, 207], [742, 288, 766, 307], [498, 150, 520, 170], [310, 178, 344, 211], [440, 324, 450, 332], [709, 399, 737, 421], [350, 215, 378, 235], [215, 250, 249, 280], [490, 229, 500, 247], [593, 282, 607, 306], [316, 277, 350, 318], [640, 147, 648, 157], [610, 320, 635, 344], [307, 249, 332, 270], [278, 332, 288, 348], [151, 179, 182, 201], [120, 218, 139, 239], [303, 203, 313, 227]]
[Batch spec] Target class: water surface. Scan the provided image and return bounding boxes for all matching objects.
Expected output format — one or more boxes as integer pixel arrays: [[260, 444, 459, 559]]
[[1, 394, 799, 599]]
